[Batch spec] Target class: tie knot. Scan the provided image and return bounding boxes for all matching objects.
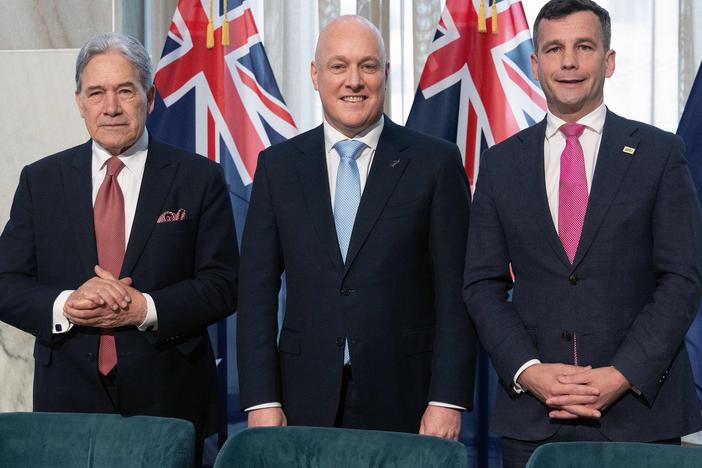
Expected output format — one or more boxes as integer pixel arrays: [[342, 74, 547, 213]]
[[335, 140, 366, 161], [105, 157, 125, 177], [560, 123, 586, 138]]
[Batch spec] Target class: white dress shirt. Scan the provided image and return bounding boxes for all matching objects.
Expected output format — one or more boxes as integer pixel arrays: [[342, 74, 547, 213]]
[[52, 130, 158, 334], [513, 103, 607, 393]]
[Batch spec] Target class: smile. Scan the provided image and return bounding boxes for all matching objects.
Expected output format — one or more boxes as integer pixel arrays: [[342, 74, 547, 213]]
[[341, 96, 366, 102]]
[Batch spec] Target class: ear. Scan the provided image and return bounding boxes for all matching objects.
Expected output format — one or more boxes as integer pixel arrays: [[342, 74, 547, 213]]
[[530, 53, 540, 82], [75, 92, 86, 118], [604, 49, 616, 78], [311, 60, 320, 91], [146, 86, 156, 113]]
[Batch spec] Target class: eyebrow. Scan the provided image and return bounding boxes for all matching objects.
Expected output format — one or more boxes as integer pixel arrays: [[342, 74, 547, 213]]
[[327, 55, 380, 63], [84, 81, 138, 92], [540, 37, 598, 50]]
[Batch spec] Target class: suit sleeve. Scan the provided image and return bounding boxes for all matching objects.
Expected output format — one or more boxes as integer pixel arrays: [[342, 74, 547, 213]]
[[463, 150, 541, 389], [426, 146, 478, 409], [236, 152, 284, 409], [611, 136, 702, 404], [147, 163, 239, 340], [0, 166, 63, 339]]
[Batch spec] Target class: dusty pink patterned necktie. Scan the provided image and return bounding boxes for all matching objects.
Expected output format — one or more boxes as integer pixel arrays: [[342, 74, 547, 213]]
[[94, 156, 125, 376], [558, 123, 588, 264]]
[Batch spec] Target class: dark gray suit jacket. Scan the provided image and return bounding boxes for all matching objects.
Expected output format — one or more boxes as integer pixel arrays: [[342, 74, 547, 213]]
[[237, 118, 477, 433], [0, 138, 239, 438], [465, 110, 702, 441]]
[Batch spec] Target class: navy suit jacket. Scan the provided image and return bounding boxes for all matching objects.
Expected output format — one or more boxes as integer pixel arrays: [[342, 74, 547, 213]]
[[237, 118, 477, 433], [464, 110, 702, 441], [0, 138, 239, 438]]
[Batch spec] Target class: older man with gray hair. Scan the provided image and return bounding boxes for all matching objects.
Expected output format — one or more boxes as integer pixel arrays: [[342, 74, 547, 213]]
[[0, 32, 238, 462]]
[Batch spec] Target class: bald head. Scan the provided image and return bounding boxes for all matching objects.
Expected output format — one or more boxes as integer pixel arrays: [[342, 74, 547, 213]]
[[315, 15, 387, 67]]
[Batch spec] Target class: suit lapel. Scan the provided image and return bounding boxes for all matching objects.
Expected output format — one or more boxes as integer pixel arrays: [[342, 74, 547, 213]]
[[343, 119, 409, 275], [121, 139, 178, 277], [62, 140, 99, 277], [573, 111, 638, 268], [517, 120, 571, 268], [294, 125, 345, 273]]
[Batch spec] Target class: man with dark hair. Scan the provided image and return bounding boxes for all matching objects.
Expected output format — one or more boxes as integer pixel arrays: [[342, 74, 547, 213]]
[[237, 15, 476, 439], [0, 32, 239, 463], [464, 0, 702, 466]]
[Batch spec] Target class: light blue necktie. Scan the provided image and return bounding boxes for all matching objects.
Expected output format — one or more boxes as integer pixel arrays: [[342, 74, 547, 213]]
[[333, 139, 366, 364]]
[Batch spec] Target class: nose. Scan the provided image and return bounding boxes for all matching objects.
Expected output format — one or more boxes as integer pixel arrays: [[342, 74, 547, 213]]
[[345, 65, 364, 91], [102, 91, 122, 116], [561, 47, 577, 70]]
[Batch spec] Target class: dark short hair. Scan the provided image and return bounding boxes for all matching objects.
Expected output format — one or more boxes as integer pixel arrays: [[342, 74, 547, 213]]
[[532, 0, 611, 51]]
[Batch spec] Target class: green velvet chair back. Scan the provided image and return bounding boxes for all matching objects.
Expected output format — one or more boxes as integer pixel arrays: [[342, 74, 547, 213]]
[[0, 412, 195, 468], [214, 426, 468, 468], [526, 441, 702, 468]]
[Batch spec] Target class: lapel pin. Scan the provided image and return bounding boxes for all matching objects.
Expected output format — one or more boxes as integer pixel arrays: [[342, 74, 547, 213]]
[[622, 146, 636, 155], [390, 159, 401, 168]]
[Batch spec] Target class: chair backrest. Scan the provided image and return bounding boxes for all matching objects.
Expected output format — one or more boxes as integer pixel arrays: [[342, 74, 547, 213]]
[[526, 441, 702, 468], [214, 426, 468, 468], [0, 412, 195, 468]]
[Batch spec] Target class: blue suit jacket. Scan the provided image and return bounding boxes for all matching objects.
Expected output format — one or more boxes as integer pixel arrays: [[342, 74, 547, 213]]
[[465, 110, 702, 441], [0, 138, 239, 438], [237, 118, 477, 432]]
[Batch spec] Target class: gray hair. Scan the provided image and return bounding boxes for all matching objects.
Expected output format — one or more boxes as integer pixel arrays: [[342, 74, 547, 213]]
[[75, 32, 153, 92]]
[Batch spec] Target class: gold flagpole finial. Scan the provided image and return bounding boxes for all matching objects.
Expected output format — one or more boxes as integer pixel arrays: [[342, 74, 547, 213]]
[[206, 0, 215, 49], [491, 0, 498, 34], [478, 0, 487, 33], [222, 0, 230, 46]]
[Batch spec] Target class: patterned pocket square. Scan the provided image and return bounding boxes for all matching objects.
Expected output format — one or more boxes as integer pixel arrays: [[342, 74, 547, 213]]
[[157, 208, 188, 223]]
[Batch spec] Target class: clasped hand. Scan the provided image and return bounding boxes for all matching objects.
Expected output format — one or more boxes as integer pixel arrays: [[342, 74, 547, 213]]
[[518, 363, 630, 420], [63, 265, 147, 328]]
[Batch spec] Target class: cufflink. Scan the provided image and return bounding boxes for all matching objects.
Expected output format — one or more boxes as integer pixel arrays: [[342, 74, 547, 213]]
[[55, 324, 62, 332]]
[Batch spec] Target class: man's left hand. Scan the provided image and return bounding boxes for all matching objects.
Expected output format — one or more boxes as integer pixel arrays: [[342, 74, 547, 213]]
[[64, 265, 147, 328], [419, 405, 461, 440], [546, 366, 630, 419]]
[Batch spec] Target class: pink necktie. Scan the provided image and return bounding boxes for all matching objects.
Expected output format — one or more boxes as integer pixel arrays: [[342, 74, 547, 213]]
[[558, 123, 588, 264], [94, 156, 125, 376]]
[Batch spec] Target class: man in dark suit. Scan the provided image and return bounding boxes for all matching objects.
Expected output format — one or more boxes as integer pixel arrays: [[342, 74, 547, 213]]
[[0, 32, 238, 458], [237, 15, 476, 439], [463, 1, 702, 466]]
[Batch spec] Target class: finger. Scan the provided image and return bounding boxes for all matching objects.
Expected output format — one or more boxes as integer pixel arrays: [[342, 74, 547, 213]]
[[546, 394, 599, 406], [549, 410, 580, 419], [119, 276, 134, 289], [65, 298, 101, 310], [94, 265, 116, 280], [558, 405, 601, 419]]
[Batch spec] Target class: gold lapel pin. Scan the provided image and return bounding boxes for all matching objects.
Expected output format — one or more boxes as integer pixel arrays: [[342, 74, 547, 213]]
[[622, 146, 636, 155]]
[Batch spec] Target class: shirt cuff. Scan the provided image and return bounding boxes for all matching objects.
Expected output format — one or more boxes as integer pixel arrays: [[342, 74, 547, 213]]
[[137, 293, 158, 331], [428, 401, 466, 411], [513, 359, 541, 394], [52, 290, 74, 334], [245, 402, 282, 412]]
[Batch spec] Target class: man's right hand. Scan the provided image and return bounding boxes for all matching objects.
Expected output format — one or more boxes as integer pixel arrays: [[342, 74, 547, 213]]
[[247, 407, 288, 427], [518, 363, 601, 419], [66, 266, 132, 311]]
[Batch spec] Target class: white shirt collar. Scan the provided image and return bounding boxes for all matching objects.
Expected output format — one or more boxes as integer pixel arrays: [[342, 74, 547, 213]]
[[92, 129, 149, 175], [323, 116, 384, 154], [545, 103, 607, 140]]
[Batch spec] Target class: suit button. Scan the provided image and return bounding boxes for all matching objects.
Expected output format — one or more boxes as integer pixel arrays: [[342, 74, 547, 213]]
[[569, 275, 578, 285], [336, 337, 345, 347], [86, 352, 95, 361], [349, 339, 357, 345], [562, 332, 573, 342], [340, 289, 356, 296]]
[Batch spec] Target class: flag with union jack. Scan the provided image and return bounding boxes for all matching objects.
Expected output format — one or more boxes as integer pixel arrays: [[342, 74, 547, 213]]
[[148, 0, 297, 236], [406, 1, 544, 466], [406, 0, 545, 190], [147, 0, 297, 441]]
